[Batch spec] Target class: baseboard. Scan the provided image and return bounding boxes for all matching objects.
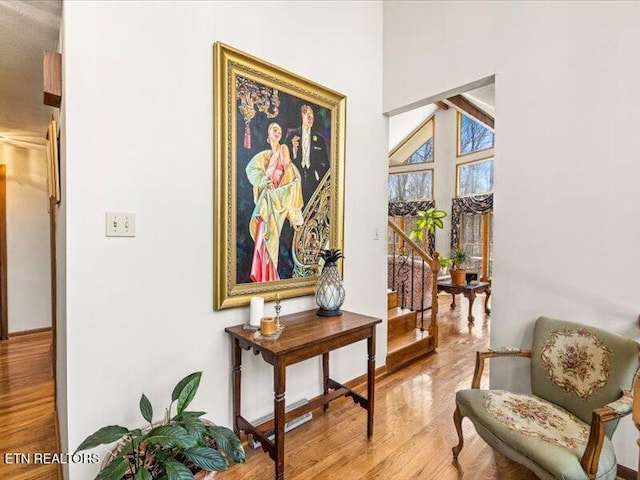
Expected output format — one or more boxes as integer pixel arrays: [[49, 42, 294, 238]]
[[8, 326, 52, 337], [617, 464, 637, 480], [343, 365, 388, 390]]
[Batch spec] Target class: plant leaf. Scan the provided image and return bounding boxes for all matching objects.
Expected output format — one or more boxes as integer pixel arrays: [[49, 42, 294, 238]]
[[139, 394, 153, 424], [171, 372, 202, 414], [95, 456, 130, 480], [134, 468, 153, 480], [146, 425, 197, 449], [433, 210, 447, 219], [75, 426, 129, 454], [209, 426, 245, 464], [434, 218, 444, 229], [179, 415, 208, 443], [176, 411, 206, 419], [163, 460, 195, 480], [184, 447, 229, 472]]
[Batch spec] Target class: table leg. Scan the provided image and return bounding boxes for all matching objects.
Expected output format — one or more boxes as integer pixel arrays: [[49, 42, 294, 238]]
[[367, 330, 376, 438], [274, 360, 286, 480], [232, 338, 242, 437], [450, 293, 456, 309], [322, 352, 329, 412], [467, 292, 476, 322], [484, 287, 491, 314]]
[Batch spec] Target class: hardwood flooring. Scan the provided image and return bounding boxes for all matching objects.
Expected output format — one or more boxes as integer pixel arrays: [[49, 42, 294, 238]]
[[0, 296, 566, 479], [218, 294, 538, 480], [0, 331, 60, 480]]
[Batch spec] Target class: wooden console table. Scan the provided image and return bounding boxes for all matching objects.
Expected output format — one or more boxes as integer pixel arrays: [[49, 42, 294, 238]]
[[437, 280, 491, 322], [225, 310, 381, 480]]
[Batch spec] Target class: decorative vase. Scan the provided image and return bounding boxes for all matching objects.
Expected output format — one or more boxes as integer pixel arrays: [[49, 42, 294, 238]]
[[315, 261, 345, 316], [450, 268, 466, 286]]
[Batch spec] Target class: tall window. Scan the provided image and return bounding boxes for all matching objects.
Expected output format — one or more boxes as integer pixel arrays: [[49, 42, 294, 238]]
[[460, 213, 493, 280], [389, 117, 435, 202], [457, 158, 493, 197], [457, 112, 494, 156]]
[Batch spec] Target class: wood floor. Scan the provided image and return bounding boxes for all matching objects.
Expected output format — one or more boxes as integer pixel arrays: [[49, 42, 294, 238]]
[[0, 296, 539, 480], [0, 331, 60, 480], [218, 294, 538, 480]]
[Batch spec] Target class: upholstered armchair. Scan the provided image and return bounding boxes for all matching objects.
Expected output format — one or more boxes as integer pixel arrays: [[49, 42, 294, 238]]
[[453, 316, 639, 480]]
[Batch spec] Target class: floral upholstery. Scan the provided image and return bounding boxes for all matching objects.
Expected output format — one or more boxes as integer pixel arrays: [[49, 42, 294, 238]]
[[540, 328, 612, 399], [456, 388, 617, 480], [455, 317, 640, 480], [484, 391, 589, 449], [531, 317, 639, 427]]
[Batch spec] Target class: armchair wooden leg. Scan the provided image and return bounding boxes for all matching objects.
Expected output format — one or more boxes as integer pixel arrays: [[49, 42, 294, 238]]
[[452, 405, 465, 458]]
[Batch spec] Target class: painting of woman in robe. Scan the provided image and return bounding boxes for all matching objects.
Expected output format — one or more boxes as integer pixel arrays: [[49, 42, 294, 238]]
[[245, 122, 304, 282]]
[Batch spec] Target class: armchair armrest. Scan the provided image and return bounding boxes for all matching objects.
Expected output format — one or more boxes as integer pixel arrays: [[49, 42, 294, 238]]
[[580, 390, 633, 477], [471, 349, 532, 389]]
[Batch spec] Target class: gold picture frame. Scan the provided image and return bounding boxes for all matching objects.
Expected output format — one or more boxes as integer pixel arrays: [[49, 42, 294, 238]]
[[45, 117, 60, 203], [214, 42, 345, 310]]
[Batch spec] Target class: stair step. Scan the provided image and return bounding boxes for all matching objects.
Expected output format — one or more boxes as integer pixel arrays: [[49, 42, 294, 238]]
[[387, 307, 417, 336], [386, 329, 434, 373], [387, 290, 398, 309]]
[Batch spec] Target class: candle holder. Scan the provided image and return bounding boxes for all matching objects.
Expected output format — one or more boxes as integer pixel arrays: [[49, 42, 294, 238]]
[[274, 293, 284, 331]]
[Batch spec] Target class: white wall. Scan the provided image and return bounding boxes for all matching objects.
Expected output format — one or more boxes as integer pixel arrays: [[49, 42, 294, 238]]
[[0, 143, 51, 333], [62, 2, 386, 477], [384, 0, 640, 467], [56, 12, 69, 479], [388, 104, 437, 151]]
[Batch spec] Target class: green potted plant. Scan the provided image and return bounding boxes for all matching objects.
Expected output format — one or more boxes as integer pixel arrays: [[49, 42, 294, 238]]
[[75, 372, 245, 480], [449, 248, 467, 286], [439, 257, 452, 276], [409, 207, 447, 243]]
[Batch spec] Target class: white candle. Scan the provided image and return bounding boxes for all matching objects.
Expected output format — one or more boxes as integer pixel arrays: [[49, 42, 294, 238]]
[[249, 297, 264, 327]]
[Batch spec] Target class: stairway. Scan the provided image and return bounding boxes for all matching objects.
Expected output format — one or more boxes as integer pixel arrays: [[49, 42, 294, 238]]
[[386, 290, 434, 372]]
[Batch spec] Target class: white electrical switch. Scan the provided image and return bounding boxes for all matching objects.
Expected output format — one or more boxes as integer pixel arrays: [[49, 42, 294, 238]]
[[106, 212, 136, 237]]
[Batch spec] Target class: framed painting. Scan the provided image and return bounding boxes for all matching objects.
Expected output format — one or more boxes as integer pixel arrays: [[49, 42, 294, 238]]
[[214, 42, 345, 310], [45, 117, 60, 203]]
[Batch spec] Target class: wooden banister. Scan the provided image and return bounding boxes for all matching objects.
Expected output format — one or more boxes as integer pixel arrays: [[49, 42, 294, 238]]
[[387, 220, 438, 271], [387, 219, 440, 347]]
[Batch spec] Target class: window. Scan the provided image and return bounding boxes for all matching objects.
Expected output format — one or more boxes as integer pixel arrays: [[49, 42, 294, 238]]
[[388, 170, 433, 202], [405, 139, 433, 164], [457, 158, 493, 197], [457, 112, 494, 156], [460, 213, 493, 280], [389, 117, 435, 203], [389, 117, 434, 166]]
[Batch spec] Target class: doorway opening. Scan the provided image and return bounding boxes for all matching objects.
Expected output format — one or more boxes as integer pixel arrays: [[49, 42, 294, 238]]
[[386, 77, 496, 370]]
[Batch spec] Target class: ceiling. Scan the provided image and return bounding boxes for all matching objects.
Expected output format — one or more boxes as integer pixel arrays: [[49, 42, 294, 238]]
[[464, 83, 495, 114], [0, 0, 62, 149]]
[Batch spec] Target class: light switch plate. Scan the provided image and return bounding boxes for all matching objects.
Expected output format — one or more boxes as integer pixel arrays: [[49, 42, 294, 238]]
[[106, 212, 135, 237]]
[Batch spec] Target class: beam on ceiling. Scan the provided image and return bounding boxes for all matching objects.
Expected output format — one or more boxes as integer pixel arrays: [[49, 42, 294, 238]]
[[446, 95, 494, 130]]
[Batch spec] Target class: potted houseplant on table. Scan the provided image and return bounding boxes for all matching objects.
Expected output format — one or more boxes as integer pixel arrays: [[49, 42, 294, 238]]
[[449, 248, 467, 286], [75, 372, 245, 480]]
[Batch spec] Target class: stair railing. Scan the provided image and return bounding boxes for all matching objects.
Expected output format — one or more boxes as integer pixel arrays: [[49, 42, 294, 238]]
[[388, 219, 439, 346]]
